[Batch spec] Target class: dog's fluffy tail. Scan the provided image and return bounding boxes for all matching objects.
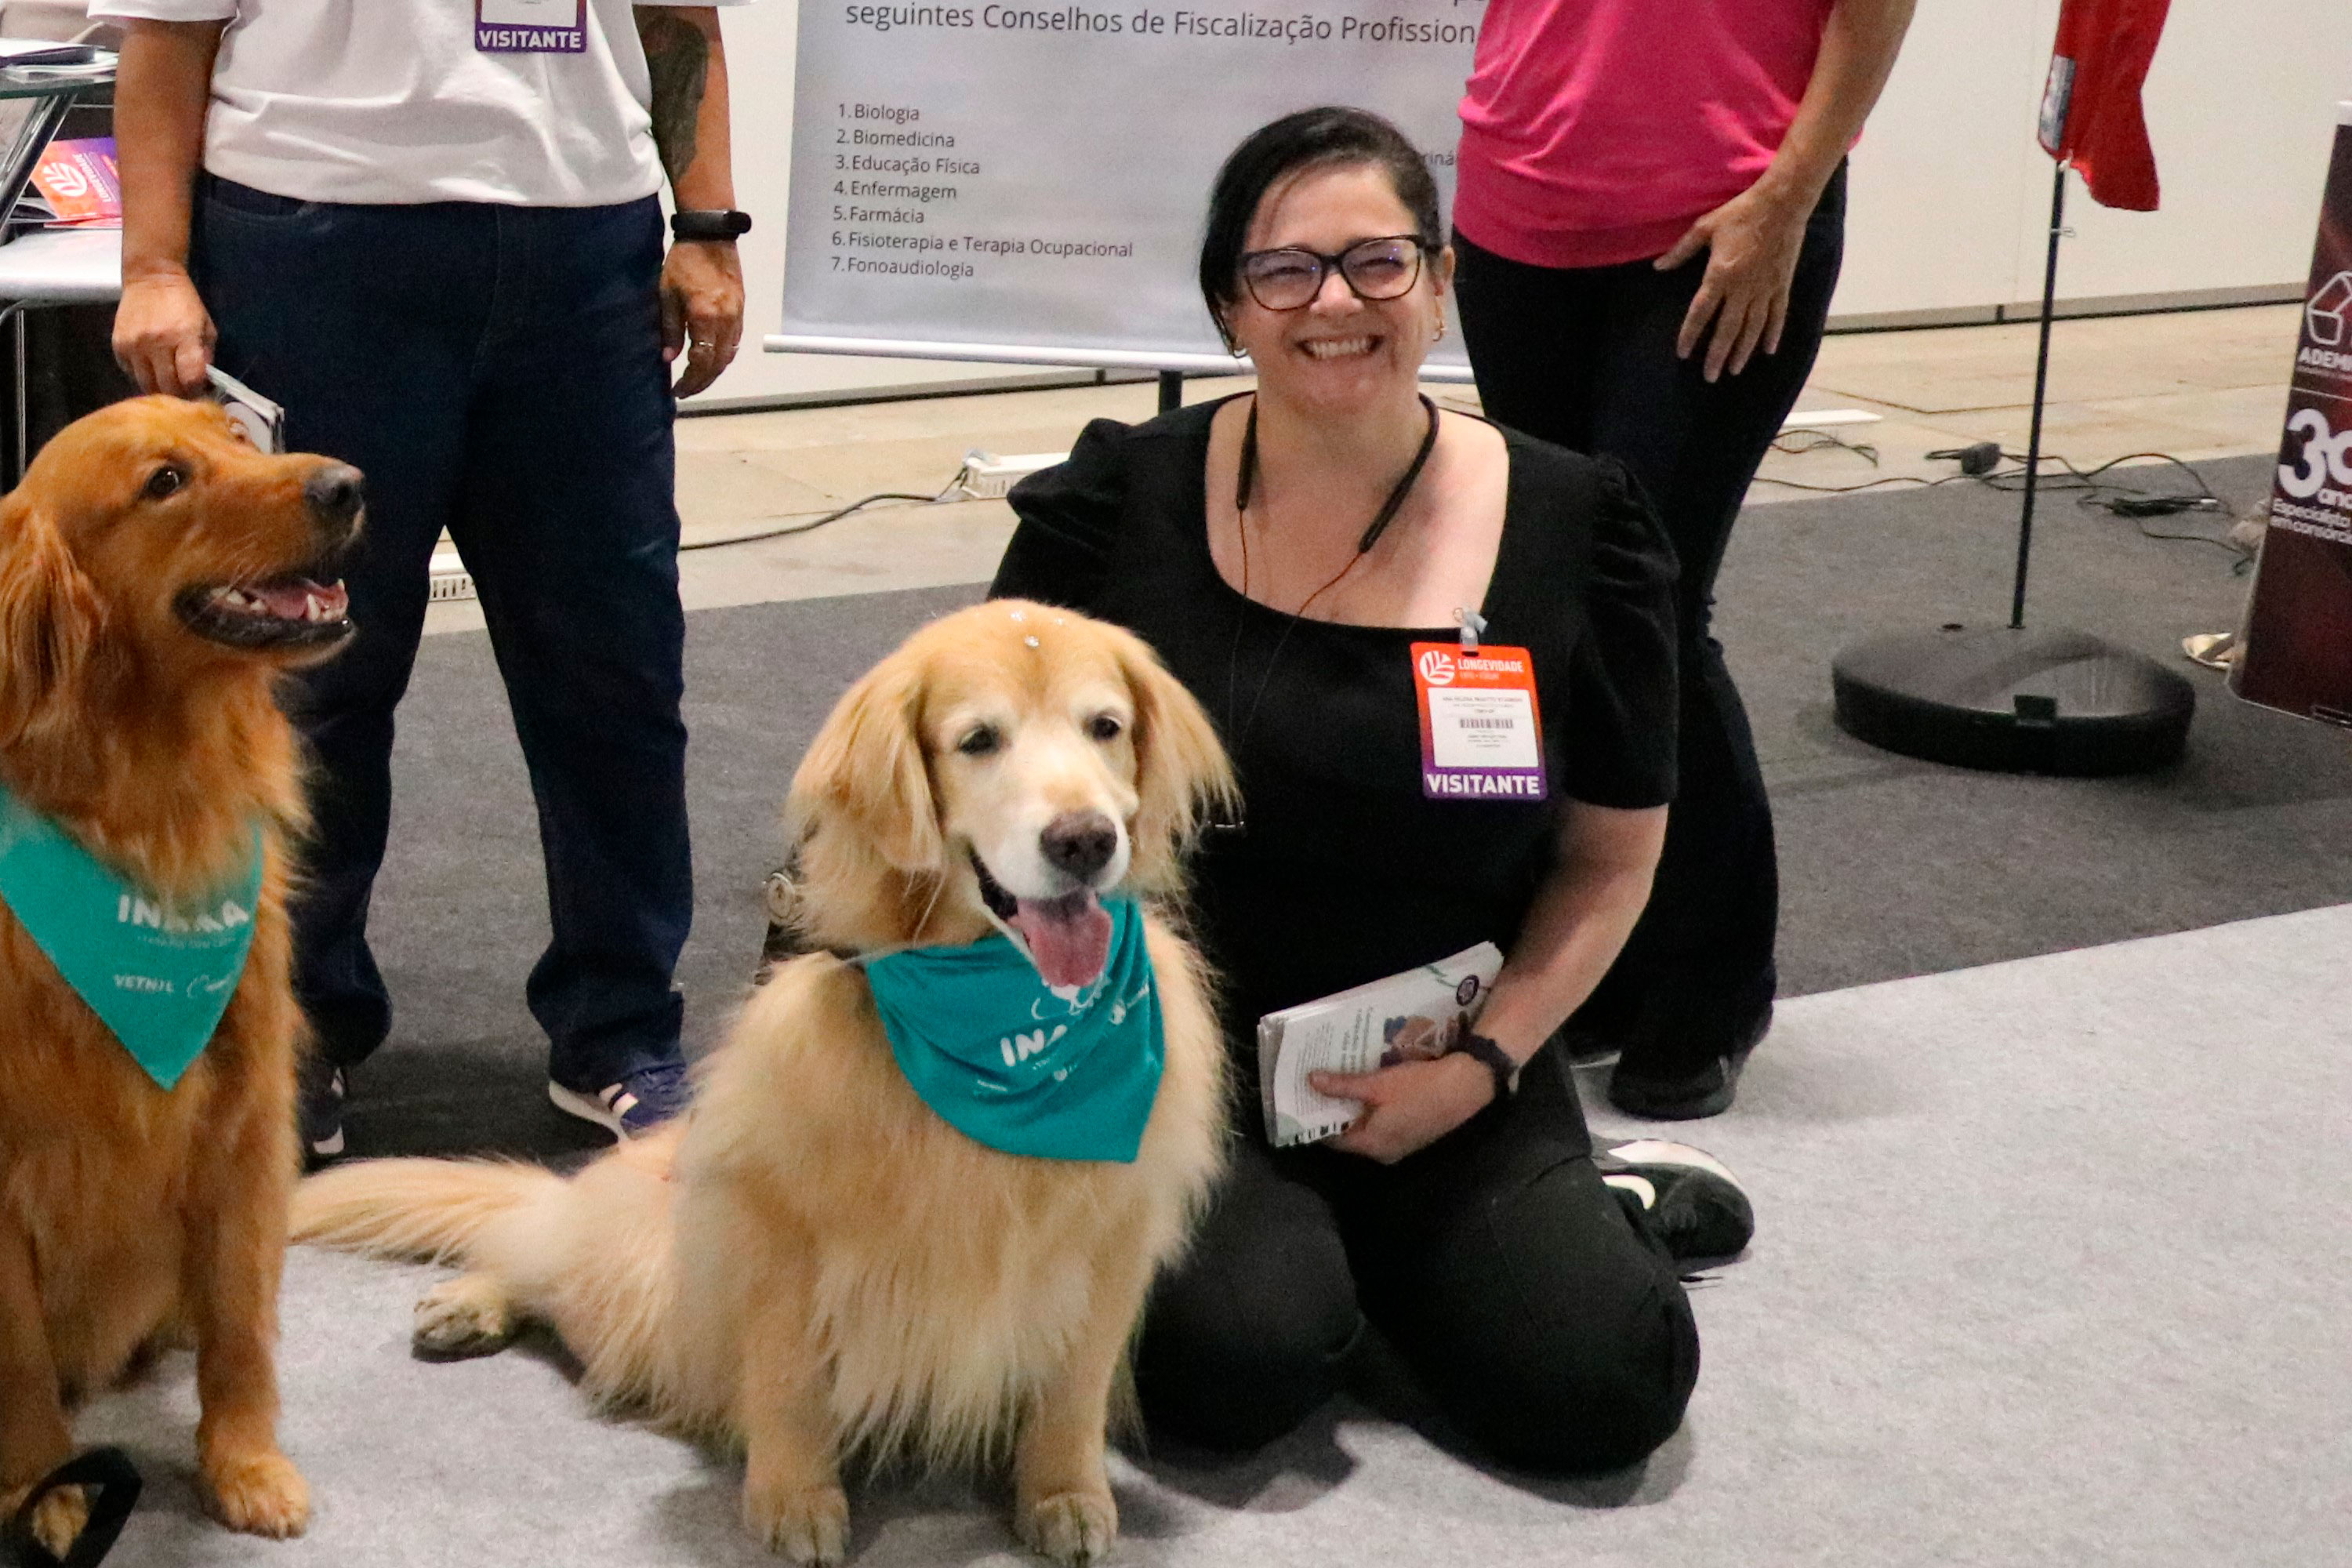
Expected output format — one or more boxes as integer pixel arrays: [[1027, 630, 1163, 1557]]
[[291, 1154, 689, 1425], [291, 1158, 559, 1266]]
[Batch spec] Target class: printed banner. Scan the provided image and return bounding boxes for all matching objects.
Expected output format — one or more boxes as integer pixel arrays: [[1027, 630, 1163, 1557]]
[[779, 0, 1484, 368], [2234, 104, 2352, 724]]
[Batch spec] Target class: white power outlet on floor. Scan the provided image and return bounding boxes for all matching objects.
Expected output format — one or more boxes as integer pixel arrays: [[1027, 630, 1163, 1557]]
[[958, 449, 1069, 499]]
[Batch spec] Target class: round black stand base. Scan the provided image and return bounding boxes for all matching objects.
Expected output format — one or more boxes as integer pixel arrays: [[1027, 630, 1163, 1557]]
[[1831, 624, 2196, 776]]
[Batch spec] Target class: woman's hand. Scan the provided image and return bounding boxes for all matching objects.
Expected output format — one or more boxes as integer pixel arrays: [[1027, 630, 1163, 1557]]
[[1655, 180, 1812, 383], [113, 267, 216, 396], [1310, 1054, 1495, 1165]]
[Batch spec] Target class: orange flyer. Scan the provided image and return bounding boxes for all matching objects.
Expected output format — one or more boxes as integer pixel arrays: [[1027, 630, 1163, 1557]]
[[30, 138, 121, 227]]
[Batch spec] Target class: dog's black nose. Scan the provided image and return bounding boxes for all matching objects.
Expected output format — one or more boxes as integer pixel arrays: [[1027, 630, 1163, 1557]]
[[1040, 811, 1118, 881], [304, 463, 365, 527]]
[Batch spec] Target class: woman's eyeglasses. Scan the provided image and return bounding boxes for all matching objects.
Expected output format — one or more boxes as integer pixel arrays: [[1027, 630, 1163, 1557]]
[[1237, 235, 1427, 311]]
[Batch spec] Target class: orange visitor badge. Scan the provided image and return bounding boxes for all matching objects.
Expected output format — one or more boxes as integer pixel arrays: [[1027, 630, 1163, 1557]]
[[1411, 642, 1548, 801]]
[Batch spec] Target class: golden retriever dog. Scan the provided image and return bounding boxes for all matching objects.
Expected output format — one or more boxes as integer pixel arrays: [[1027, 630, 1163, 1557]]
[[292, 601, 1235, 1565], [0, 397, 362, 1554]]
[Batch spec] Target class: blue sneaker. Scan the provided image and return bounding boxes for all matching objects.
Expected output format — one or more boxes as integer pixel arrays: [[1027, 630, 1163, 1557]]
[[548, 1059, 691, 1139]]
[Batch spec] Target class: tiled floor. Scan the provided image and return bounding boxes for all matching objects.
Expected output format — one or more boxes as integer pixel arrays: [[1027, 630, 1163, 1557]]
[[424, 303, 2300, 633]]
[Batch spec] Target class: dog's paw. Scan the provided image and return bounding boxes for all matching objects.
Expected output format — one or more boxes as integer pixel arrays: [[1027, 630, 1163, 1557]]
[[9, 1483, 92, 1560], [412, 1276, 517, 1359], [742, 1479, 850, 1565], [1019, 1489, 1117, 1566], [202, 1449, 310, 1538]]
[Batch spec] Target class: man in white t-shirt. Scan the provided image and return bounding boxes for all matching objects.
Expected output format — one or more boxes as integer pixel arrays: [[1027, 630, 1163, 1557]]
[[100, 1, 753, 1162]]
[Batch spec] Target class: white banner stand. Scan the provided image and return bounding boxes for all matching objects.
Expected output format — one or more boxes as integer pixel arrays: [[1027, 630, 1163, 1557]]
[[764, 2, 1485, 408]]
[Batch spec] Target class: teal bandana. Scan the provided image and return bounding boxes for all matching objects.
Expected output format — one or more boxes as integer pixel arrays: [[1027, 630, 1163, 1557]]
[[862, 897, 1163, 1163], [0, 782, 262, 1091]]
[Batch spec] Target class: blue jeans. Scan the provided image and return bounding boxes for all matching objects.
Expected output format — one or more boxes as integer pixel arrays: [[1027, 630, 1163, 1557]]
[[190, 177, 691, 1091]]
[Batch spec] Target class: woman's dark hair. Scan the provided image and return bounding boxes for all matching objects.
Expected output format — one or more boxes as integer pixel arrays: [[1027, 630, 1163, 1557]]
[[1198, 107, 1444, 336]]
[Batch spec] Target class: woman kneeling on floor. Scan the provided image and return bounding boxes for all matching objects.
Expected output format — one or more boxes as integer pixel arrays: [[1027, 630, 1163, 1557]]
[[990, 107, 1751, 1471]]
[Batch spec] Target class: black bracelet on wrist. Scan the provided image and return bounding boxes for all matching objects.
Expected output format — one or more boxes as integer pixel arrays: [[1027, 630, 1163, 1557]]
[[671, 209, 752, 242], [1451, 1030, 1521, 1102]]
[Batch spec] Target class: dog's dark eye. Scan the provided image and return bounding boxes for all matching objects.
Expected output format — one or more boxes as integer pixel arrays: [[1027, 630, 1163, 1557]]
[[956, 724, 1000, 757], [143, 465, 187, 501], [1087, 713, 1124, 742]]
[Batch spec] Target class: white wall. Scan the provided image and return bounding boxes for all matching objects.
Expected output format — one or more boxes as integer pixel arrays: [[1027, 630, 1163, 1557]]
[[689, 0, 2352, 408]]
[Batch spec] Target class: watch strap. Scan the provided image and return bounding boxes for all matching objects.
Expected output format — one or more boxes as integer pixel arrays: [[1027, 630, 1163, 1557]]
[[1452, 1029, 1520, 1102], [671, 209, 752, 241]]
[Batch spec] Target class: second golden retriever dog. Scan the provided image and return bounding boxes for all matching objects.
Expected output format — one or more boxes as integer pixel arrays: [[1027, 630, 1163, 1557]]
[[0, 397, 363, 1555], [293, 601, 1236, 1564]]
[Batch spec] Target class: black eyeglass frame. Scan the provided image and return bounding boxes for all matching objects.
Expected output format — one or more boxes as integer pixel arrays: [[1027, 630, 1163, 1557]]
[[1234, 234, 1432, 312]]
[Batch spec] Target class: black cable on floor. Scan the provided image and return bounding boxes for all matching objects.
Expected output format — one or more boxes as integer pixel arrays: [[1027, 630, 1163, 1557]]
[[676, 469, 967, 552], [1755, 441, 2253, 566], [1772, 427, 1882, 466]]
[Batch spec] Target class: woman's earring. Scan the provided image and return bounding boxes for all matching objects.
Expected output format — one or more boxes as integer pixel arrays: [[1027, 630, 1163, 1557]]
[[1434, 314, 1448, 343]]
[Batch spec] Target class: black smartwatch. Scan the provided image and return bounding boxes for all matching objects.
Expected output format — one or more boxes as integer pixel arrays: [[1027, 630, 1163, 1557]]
[[1451, 1030, 1521, 1102], [671, 209, 752, 242]]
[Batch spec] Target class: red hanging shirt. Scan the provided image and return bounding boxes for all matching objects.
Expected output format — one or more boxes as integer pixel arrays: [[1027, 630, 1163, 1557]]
[[2038, 0, 2172, 212]]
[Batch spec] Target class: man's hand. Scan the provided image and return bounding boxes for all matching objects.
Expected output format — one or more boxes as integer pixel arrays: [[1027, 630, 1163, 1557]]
[[1655, 180, 1813, 383], [660, 238, 743, 397], [114, 267, 216, 395], [1310, 1053, 1496, 1165]]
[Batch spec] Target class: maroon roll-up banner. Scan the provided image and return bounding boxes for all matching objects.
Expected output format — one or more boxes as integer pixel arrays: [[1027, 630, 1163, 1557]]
[[2234, 103, 2352, 725]]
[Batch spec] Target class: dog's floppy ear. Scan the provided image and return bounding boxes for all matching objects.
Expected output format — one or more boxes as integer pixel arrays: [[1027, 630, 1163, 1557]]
[[0, 488, 100, 743], [789, 648, 945, 875], [1113, 630, 1236, 891]]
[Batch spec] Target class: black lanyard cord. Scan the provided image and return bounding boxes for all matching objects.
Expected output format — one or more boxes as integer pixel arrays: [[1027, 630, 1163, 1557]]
[[1221, 393, 1444, 757], [1236, 392, 1441, 554]]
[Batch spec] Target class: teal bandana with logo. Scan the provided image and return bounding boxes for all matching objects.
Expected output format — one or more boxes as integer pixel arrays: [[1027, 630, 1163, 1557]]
[[862, 896, 1163, 1163], [0, 782, 262, 1091]]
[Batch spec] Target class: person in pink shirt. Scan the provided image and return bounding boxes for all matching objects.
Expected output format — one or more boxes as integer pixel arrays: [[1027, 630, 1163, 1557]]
[[1454, 0, 1915, 1120]]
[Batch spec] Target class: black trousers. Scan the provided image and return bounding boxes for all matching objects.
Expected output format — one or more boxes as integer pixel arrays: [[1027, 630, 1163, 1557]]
[[1452, 165, 1847, 1066], [190, 180, 694, 1091], [1134, 1052, 1698, 1472]]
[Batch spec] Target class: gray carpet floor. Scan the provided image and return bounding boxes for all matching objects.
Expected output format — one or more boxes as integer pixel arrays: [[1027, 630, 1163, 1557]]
[[53, 447, 2352, 1564], [85, 905, 2352, 1566]]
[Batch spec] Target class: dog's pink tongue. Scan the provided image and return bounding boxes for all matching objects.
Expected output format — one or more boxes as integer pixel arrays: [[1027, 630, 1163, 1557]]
[[1011, 891, 1112, 989]]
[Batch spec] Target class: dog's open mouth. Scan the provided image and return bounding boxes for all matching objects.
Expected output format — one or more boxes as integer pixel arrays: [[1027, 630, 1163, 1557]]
[[175, 572, 354, 650], [972, 852, 1112, 990]]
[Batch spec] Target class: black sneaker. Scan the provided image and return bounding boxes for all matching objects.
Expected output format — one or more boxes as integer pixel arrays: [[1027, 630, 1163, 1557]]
[[297, 1055, 347, 1168], [548, 1058, 692, 1140], [1555, 985, 1638, 1068], [1607, 1004, 1773, 1120], [1555, 1023, 1624, 1069], [1597, 1138, 1755, 1261]]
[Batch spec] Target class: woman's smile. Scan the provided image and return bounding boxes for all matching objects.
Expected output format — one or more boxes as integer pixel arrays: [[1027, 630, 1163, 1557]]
[[1296, 334, 1381, 360]]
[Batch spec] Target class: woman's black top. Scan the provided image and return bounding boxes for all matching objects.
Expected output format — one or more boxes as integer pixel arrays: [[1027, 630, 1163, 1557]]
[[991, 394, 1678, 1051]]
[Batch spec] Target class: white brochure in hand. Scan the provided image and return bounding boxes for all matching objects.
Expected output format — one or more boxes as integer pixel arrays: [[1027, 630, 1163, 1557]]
[[1256, 942, 1504, 1149]]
